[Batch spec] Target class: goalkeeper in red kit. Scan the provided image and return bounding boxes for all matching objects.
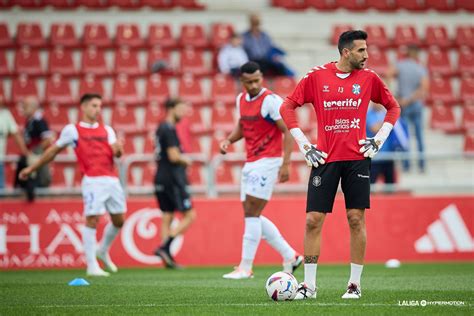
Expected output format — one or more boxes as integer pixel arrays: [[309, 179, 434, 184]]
[[279, 30, 400, 299]]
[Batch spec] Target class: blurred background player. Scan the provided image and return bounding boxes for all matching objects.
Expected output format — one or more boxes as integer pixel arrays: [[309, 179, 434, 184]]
[[220, 61, 303, 279], [280, 30, 400, 299], [154, 98, 197, 269], [19, 93, 126, 277]]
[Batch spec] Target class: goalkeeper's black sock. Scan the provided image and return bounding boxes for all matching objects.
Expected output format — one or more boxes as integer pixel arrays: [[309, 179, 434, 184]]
[[162, 236, 175, 251]]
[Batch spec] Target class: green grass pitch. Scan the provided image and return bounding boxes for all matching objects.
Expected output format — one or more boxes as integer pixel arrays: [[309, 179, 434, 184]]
[[1, 263, 472, 315]]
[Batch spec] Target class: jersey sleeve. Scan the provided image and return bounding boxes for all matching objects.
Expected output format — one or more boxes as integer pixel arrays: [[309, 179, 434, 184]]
[[163, 126, 180, 148], [55, 124, 78, 148], [104, 125, 117, 145], [287, 72, 315, 105], [261, 94, 283, 121]]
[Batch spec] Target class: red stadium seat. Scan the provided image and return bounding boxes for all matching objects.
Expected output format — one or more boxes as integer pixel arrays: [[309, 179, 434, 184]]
[[366, 0, 397, 11], [458, 46, 474, 76], [426, 46, 453, 77], [113, 73, 141, 105], [143, 130, 156, 153], [115, 23, 144, 48], [285, 163, 303, 184], [454, 26, 474, 48], [79, 73, 106, 100], [115, 46, 142, 76], [50, 23, 79, 48], [336, 0, 368, 11], [307, 0, 338, 10], [427, 74, 457, 106], [457, 0, 474, 11], [462, 102, 474, 131], [211, 23, 234, 49], [463, 131, 474, 153], [0, 80, 5, 102], [179, 24, 208, 49], [83, 23, 113, 48], [45, 74, 74, 105], [187, 163, 205, 185], [78, 0, 110, 9], [147, 45, 173, 75], [146, 74, 170, 104], [273, 76, 296, 98], [0, 23, 14, 49], [272, 0, 308, 10], [48, 46, 76, 76], [14, 46, 43, 76], [6, 136, 23, 156], [179, 47, 209, 76], [12, 0, 45, 8], [111, 102, 138, 132], [4, 161, 18, 188], [394, 25, 421, 47], [174, 0, 205, 9], [45, 0, 80, 9], [110, 0, 142, 9], [50, 162, 81, 188], [365, 24, 390, 48], [147, 24, 176, 49], [188, 107, 207, 134], [145, 101, 165, 130], [16, 23, 46, 48], [425, 0, 457, 11], [11, 74, 39, 104], [81, 45, 109, 76], [425, 25, 452, 49], [211, 101, 235, 132], [142, 0, 172, 9], [214, 161, 239, 184], [178, 73, 207, 106], [128, 161, 155, 187], [6, 103, 24, 123], [122, 132, 147, 155], [460, 75, 474, 104], [331, 24, 354, 45], [430, 101, 458, 132], [397, 0, 427, 11], [211, 74, 236, 104], [366, 46, 389, 77], [0, 50, 11, 76], [43, 103, 73, 132]]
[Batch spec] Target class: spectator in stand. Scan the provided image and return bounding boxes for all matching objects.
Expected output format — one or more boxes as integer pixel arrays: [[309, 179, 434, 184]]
[[388, 45, 429, 173], [0, 96, 28, 189], [218, 33, 249, 78], [15, 96, 54, 201], [242, 13, 294, 77]]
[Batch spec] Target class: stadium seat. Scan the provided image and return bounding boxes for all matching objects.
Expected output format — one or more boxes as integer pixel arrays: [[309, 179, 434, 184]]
[[143, 130, 156, 153], [306, 0, 338, 10], [0, 81, 5, 102], [286, 163, 304, 184], [397, 0, 427, 11], [50, 162, 81, 188], [0, 23, 14, 49], [81, 45, 109, 76], [179, 24, 208, 49], [112, 101, 138, 132], [147, 45, 173, 75], [188, 107, 208, 134], [6, 135, 23, 156], [187, 163, 205, 185], [211, 23, 234, 49], [6, 102, 24, 123], [336, 0, 368, 11], [142, 0, 173, 9], [147, 24, 176, 49], [79, 73, 106, 101], [45, 0, 80, 9], [211, 101, 235, 132], [4, 161, 18, 188], [13, 0, 46, 8], [78, 0, 110, 9], [113, 73, 141, 105], [430, 101, 458, 132], [454, 25, 474, 48], [11, 74, 39, 104], [272, 76, 296, 98], [366, 46, 389, 77], [146, 74, 170, 104], [120, 132, 146, 155], [48, 46, 77, 76], [174, 0, 205, 10], [50, 23, 79, 48], [365, 25, 390, 49], [16, 23, 46, 48], [179, 46, 209, 76], [460, 75, 474, 104], [458, 46, 474, 76], [214, 161, 239, 184], [83, 23, 113, 48], [43, 103, 74, 132], [426, 46, 453, 77], [272, 0, 308, 10], [457, 0, 474, 11], [114, 46, 142, 76], [110, 0, 142, 9], [331, 24, 354, 45], [145, 101, 165, 130], [463, 131, 474, 153], [425, 25, 452, 49], [45, 74, 74, 105], [14, 46, 43, 76], [211, 74, 236, 104], [178, 73, 207, 106], [115, 23, 144, 48], [365, 0, 397, 11], [425, 0, 457, 11], [394, 25, 421, 47], [128, 161, 155, 187], [462, 102, 474, 131], [427, 74, 457, 106], [0, 50, 11, 76]]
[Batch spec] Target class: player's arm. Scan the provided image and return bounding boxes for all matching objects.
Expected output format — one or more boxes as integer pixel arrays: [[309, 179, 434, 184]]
[[275, 119, 291, 182], [219, 121, 243, 155], [111, 139, 124, 158], [18, 144, 64, 180], [12, 131, 29, 156], [167, 147, 191, 167], [402, 75, 429, 107]]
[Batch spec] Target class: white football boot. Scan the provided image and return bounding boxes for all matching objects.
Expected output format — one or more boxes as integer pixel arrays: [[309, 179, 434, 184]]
[[341, 282, 362, 299], [222, 267, 254, 279], [283, 254, 304, 274], [86, 266, 110, 277], [96, 250, 118, 273], [294, 282, 317, 300]]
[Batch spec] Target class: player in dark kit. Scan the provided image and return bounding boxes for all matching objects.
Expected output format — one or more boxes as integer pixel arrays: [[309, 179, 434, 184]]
[[280, 30, 401, 299], [154, 98, 196, 268]]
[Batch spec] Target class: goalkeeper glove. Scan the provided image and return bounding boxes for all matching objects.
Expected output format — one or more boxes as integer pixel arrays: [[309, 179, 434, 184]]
[[359, 122, 393, 158], [290, 128, 328, 168]]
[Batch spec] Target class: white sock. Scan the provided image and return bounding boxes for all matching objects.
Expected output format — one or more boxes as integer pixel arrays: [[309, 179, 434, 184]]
[[98, 223, 120, 254], [304, 263, 317, 291], [349, 263, 363, 285], [82, 226, 99, 270], [239, 217, 262, 272], [260, 215, 296, 261]]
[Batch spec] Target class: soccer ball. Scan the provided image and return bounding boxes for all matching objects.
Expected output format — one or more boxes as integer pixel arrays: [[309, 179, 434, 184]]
[[265, 271, 298, 301]]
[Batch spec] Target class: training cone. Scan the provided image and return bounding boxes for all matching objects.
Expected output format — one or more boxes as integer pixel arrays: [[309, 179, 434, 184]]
[[68, 278, 90, 286]]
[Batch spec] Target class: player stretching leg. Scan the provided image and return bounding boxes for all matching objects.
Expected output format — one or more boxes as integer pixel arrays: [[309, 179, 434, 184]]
[[221, 62, 303, 279], [19, 94, 126, 277], [280, 31, 400, 299]]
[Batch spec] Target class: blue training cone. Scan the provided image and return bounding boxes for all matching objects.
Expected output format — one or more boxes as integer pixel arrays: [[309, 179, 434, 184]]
[[68, 278, 90, 286]]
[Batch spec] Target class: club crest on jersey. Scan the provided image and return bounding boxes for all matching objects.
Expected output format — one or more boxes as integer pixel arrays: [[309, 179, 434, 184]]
[[352, 84, 361, 95], [312, 176, 321, 187]]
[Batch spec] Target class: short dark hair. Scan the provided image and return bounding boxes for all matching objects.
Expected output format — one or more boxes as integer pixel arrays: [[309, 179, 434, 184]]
[[240, 61, 260, 75], [164, 98, 183, 110], [338, 30, 368, 54], [80, 93, 102, 104]]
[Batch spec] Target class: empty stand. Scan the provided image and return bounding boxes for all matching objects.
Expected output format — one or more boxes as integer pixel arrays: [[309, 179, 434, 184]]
[[336, 0, 368, 11], [78, 0, 110, 9], [179, 24, 208, 49], [331, 24, 353, 45], [50, 23, 79, 48], [394, 25, 421, 47], [11, 74, 39, 104], [145, 101, 165, 130], [430, 101, 457, 132], [83, 23, 113, 48], [113, 73, 141, 105], [111, 101, 138, 132], [110, 0, 142, 9], [15, 46, 43, 76], [365, 0, 397, 11], [397, 0, 427, 11], [211, 23, 234, 49], [462, 102, 474, 131], [146, 74, 170, 104], [114, 46, 142, 76], [454, 26, 474, 48], [366, 46, 389, 77], [179, 46, 209, 76], [79, 73, 106, 100], [115, 23, 144, 48], [426, 46, 453, 77], [425, 25, 452, 48], [178, 73, 207, 106], [81, 45, 109, 76], [147, 24, 176, 49], [428, 74, 457, 106], [212, 101, 235, 132], [50, 162, 81, 188], [272, 76, 296, 98], [43, 103, 74, 131], [425, 0, 457, 12], [365, 24, 390, 49], [0, 51, 10, 76], [45, 74, 74, 105], [147, 45, 173, 75], [458, 46, 474, 75], [128, 161, 155, 187], [16, 23, 46, 48], [463, 131, 474, 153], [48, 46, 77, 76], [0, 23, 14, 49], [45, 0, 80, 9], [306, 0, 338, 10], [460, 75, 474, 103], [211, 74, 236, 104]]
